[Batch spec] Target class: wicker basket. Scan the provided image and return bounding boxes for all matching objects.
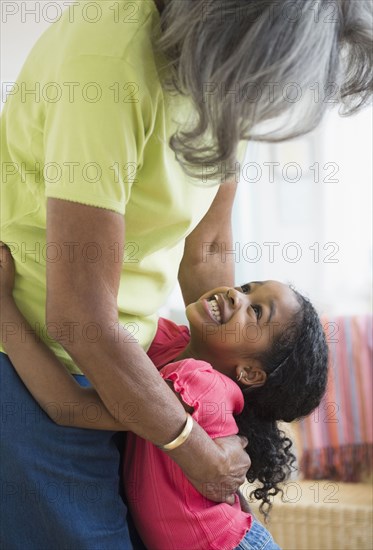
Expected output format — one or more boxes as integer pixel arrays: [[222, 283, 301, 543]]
[[242, 479, 373, 550]]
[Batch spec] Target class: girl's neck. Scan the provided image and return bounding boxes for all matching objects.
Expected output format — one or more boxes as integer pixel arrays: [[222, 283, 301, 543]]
[[165, 343, 238, 386]]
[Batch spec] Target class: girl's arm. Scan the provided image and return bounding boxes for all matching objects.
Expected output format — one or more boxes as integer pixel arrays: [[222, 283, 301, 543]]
[[0, 244, 130, 431]]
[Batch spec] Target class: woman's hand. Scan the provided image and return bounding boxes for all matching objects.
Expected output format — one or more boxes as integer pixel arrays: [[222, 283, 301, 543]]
[[200, 434, 251, 504], [168, 431, 251, 504], [0, 242, 15, 302]]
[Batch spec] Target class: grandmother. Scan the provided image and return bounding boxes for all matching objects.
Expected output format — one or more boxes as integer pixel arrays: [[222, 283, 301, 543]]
[[1, 0, 371, 547]]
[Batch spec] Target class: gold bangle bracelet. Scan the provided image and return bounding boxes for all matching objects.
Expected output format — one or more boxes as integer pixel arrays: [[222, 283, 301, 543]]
[[157, 413, 194, 451]]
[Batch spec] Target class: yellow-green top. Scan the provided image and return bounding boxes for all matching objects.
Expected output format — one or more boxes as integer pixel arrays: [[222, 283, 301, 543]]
[[0, 0, 246, 373]]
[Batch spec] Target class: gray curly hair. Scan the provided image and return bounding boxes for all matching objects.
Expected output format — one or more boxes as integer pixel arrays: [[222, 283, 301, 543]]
[[151, 0, 373, 183]]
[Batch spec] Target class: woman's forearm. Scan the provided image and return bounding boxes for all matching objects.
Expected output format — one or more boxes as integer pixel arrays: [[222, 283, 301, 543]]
[[2, 297, 250, 502], [1, 293, 187, 438], [0, 297, 128, 430], [50, 307, 192, 444], [41, 198, 249, 502], [49, 307, 245, 488]]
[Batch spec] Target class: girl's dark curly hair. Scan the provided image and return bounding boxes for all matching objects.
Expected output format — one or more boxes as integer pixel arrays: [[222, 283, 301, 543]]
[[235, 288, 329, 521]]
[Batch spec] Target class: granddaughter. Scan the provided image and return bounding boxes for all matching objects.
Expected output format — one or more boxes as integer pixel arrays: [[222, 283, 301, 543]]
[[0, 243, 328, 550]]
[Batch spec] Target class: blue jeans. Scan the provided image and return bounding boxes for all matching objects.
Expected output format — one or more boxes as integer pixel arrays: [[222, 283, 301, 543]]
[[235, 519, 282, 550], [0, 352, 132, 549]]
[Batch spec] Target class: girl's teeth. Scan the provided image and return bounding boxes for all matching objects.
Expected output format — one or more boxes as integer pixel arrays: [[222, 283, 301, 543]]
[[209, 299, 221, 322]]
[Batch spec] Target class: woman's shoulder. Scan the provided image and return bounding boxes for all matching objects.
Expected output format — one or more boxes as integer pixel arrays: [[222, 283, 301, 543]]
[[27, 0, 161, 91]]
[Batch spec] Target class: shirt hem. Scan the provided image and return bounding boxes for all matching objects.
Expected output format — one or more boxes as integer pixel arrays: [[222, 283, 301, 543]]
[[45, 191, 124, 215]]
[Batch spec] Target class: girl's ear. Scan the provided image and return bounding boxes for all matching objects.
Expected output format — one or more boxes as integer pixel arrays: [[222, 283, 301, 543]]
[[235, 365, 267, 388]]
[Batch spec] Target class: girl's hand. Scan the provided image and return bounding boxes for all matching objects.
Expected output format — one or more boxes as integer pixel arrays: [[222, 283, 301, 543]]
[[0, 242, 16, 301]]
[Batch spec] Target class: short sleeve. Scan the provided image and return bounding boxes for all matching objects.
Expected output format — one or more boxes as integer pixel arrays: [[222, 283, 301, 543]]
[[44, 55, 152, 215], [160, 359, 244, 439]]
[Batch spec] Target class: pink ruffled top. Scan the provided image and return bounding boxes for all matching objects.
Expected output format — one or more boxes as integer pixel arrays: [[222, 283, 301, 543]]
[[123, 318, 252, 550]]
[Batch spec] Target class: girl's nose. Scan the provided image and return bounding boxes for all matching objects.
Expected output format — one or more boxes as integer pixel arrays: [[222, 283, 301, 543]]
[[227, 288, 244, 308]]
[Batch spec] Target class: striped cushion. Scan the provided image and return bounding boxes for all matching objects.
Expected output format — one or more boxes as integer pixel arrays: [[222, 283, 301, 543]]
[[298, 315, 372, 481]]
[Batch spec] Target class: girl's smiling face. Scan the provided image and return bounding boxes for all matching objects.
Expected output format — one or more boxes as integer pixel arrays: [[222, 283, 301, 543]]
[[183, 280, 301, 380]]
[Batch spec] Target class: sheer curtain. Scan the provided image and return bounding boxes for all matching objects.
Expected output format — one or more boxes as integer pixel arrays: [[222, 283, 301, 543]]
[[233, 108, 372, 317]]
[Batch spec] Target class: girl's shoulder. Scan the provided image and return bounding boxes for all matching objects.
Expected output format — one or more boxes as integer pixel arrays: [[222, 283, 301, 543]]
[[147, 317, 190, 369], [160, 358, 244, 421]]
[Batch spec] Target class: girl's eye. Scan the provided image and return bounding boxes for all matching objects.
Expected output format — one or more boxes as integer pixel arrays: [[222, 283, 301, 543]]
[[241, 284, 261, 319], [252, 305, 261, 319]]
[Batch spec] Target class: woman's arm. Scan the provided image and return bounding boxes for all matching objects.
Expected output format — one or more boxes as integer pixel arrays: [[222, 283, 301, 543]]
[[0, 244, 128, 431], [43, 199, 250, 504], [1, 297, 129, 431]]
